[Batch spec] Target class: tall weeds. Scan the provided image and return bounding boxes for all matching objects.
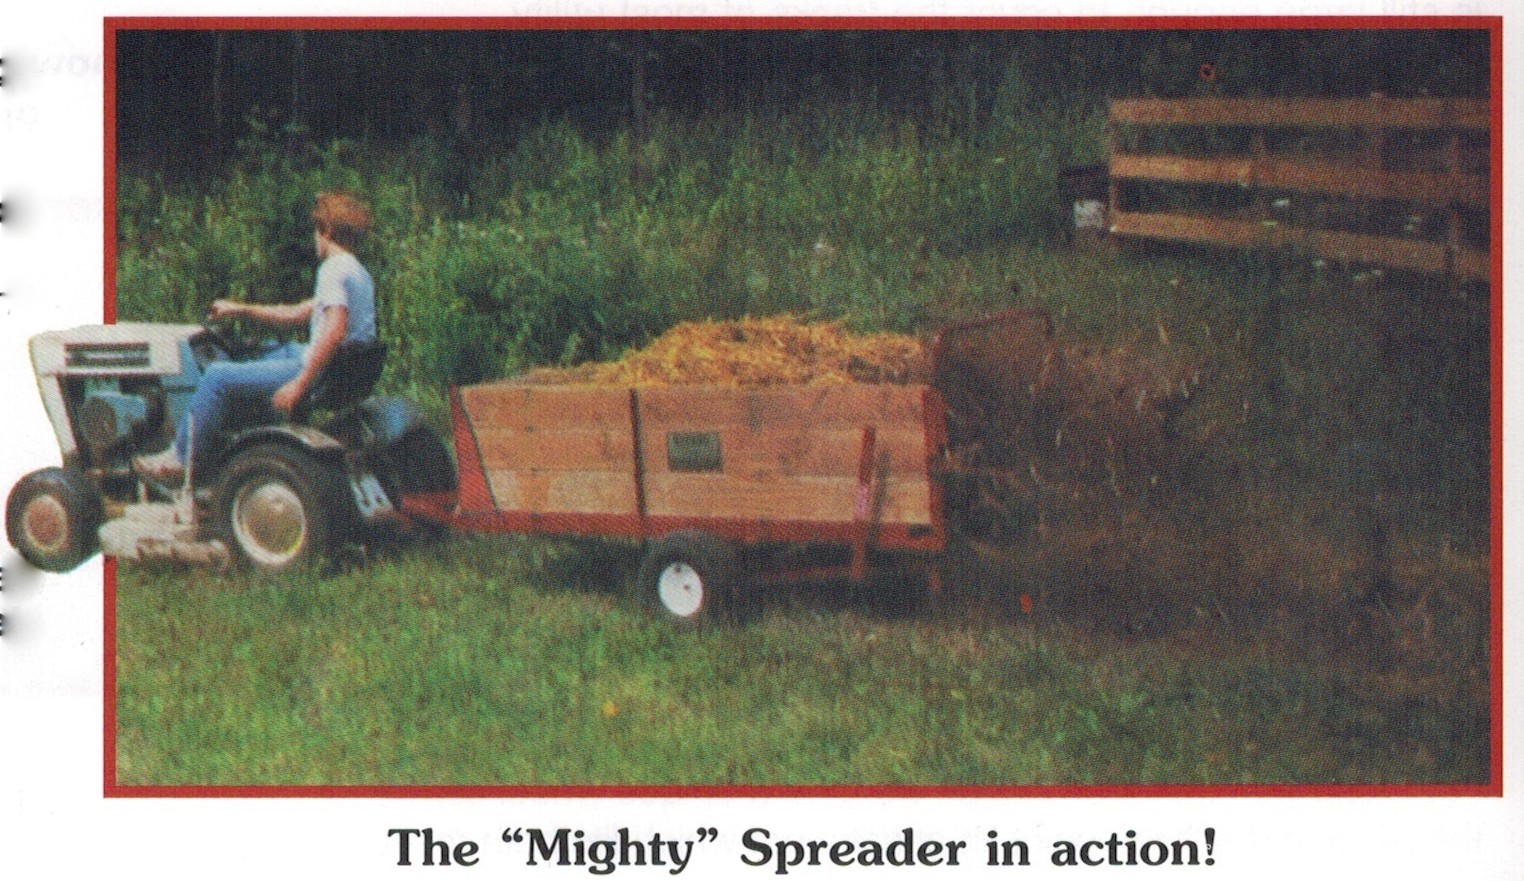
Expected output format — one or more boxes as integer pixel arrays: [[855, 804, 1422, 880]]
[[117, 98, 1101, 390]]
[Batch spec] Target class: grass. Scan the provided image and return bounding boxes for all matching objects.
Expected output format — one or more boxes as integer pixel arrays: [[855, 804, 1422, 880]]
[[114, 503, 1488, 787]]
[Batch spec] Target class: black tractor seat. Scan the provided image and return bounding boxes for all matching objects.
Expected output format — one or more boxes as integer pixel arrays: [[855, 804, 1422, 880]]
[[292, 339, 387, 423]]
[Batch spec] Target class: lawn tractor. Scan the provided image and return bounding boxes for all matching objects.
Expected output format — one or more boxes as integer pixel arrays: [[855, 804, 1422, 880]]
[[6, 321, 454, 574]]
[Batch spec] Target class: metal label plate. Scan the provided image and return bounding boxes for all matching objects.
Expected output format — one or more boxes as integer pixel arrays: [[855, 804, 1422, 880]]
[[667, 431, 723, 473]]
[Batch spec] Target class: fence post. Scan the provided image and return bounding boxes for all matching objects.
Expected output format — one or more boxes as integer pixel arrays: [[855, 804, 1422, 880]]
[[1250, 129, 1269, 218], [1106, 116, 1121, 226], [1445, 133, 1464, 296]]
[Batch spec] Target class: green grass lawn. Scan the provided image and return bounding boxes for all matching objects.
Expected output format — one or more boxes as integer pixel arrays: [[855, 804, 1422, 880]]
[[113, 517, 1489, 787]]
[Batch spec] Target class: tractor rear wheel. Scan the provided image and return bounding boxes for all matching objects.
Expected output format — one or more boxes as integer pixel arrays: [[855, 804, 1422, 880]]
[[216, 444, 353, 573], [5, 467, 104, 572]]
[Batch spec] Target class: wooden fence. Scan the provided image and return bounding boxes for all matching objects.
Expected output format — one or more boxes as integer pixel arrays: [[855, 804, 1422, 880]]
[[1106, 97, 1491, 283]]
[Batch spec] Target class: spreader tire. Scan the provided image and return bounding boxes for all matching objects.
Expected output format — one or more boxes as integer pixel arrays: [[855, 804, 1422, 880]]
[[217, 443, 352, 573], [6, 467, 104, 572], [634, 529, 739, 625]]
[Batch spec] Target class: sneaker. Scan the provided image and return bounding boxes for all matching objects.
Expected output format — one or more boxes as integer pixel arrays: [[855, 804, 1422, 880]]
[[132, 448, 185, 482]]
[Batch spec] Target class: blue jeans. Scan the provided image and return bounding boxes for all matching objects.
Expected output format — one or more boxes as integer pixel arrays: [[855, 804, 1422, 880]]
[[174, 341, 307, 466]]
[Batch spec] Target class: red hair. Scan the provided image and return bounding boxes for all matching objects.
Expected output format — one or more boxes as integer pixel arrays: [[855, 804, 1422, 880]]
[[311, 191, 372, 250]]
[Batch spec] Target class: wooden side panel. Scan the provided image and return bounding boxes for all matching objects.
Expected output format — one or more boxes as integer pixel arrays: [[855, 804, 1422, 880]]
[[641, 426, 927, 479], [486, 470, 638, 515], [459, 381, 941, 528], [460, 383, 631, 431], [643, 474, 933, 524], [474, 426, 635, 472], [460, 384, 639, 516], [636, 384, 923, 431], [637, 384, 936, 526]]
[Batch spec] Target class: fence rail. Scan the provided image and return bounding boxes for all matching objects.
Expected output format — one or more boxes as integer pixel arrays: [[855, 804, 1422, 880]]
[[1106, 97, 1491, 283], [1110, 97, 1488, 130]]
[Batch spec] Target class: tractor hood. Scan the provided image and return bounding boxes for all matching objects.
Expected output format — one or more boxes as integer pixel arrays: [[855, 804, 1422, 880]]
[[29, 323, 204, 377]]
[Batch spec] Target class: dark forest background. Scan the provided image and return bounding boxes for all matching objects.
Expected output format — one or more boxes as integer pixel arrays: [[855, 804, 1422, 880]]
[[118, 29, 1489, 170]]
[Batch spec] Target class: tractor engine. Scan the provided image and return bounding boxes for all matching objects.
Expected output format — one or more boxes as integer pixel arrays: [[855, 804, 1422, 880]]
[[78, 382, 165, 459]]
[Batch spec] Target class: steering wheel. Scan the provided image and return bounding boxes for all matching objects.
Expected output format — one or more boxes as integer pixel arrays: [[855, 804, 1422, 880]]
[[198, 316, 264, 361]]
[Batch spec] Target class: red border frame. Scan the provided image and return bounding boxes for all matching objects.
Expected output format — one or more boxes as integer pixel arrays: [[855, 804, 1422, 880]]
[[102, 15, 1503, 799]]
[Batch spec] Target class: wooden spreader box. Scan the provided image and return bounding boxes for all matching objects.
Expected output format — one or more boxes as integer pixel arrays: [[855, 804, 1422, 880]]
[[403, 382, 948, 573]]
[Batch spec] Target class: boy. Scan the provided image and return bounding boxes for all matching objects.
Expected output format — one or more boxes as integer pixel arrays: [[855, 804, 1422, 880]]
[[133, 191, 378, 480]]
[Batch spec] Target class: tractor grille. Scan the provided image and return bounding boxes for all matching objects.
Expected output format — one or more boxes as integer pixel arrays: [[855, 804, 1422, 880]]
[[65, 342, 151, 369]]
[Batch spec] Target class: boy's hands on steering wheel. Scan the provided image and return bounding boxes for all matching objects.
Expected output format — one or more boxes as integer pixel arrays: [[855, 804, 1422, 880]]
[[198, 312, 261, 361]]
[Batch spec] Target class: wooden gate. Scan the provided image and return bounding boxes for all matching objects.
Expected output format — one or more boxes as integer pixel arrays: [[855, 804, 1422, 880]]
[[1106, 97, 1490, 284]]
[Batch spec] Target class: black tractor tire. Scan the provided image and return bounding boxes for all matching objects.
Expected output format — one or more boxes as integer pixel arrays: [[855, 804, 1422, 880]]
[[216, 443, 354, 574], [5, 467, 104, 572], [377, 425, 457, 497], [633, 529, 741, 625]]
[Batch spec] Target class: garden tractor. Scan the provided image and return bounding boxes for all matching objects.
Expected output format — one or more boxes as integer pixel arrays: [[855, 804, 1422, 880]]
[[6, 321, 454, 574]]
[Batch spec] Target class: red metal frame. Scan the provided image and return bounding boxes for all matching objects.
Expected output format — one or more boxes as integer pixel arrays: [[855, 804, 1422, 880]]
[[849, 424, 879, 580], [629, 387, 651, 534], [921, 384, 950, 548], [400, 499, 947, 551], [449, 387, 495, 513]]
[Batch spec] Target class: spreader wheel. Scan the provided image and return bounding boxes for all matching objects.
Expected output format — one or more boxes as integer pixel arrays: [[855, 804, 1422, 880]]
[[634, 529, 740, 625]]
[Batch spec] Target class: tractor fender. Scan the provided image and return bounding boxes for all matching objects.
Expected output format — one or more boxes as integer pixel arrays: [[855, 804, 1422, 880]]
[[219, 424, 346, 468]]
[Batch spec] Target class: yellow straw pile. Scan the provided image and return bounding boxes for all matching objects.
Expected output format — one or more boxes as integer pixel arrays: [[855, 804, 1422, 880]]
[[525, 316, 924, 387]]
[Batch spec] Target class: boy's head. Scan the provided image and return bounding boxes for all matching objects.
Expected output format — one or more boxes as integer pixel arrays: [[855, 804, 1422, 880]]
[[311, 191, 372, 252]]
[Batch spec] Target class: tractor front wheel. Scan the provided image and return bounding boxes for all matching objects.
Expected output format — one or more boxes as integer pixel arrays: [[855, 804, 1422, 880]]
[[5, 467, 104, 572]]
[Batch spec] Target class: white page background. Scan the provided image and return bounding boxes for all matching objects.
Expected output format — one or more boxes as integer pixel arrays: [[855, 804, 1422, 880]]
[[1, 2, 1519, 878]]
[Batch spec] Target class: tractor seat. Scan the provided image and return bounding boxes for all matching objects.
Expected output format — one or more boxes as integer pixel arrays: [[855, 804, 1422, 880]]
[[292, 339, 387, 422]]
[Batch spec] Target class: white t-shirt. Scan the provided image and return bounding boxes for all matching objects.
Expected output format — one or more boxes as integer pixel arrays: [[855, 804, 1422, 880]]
[[310, 251, 377, 348]]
